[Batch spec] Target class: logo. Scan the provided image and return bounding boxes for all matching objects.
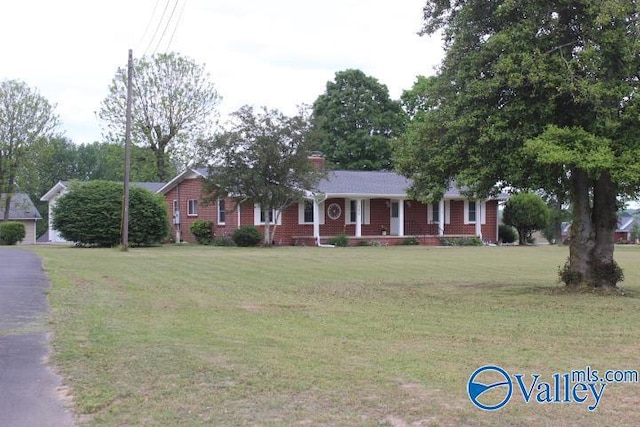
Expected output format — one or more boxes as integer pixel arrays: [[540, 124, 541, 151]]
[[467, 365, 513, 410], [467, 364, 638, 411]]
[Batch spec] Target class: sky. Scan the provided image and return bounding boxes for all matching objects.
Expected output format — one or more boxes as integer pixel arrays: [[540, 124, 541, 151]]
[[0, 0, 444, 144]]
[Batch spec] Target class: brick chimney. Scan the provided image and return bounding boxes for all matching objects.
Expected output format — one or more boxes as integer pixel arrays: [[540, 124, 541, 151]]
[[308, 151, 325, 171]]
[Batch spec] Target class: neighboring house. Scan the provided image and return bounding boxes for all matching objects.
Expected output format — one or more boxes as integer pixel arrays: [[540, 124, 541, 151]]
[[615, 215, 640, 243], [158, 156, 507, 246], [0, 193, 42, 244], [561, 215, 640, 244], [40, 181, 166, 243]]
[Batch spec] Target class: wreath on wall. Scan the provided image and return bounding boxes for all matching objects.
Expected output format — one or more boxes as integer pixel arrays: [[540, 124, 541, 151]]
[[327, 203, 342, 220]]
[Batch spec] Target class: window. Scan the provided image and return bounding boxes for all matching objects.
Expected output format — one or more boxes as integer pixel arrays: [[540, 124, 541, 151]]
[[428, 201, 450, 224], [261, 209, 274, 223], [345, 199, 370, 224], [304, 200, 314, 223], [298, 200, 325, 224], [254, 204, 282, 225], [218, 199, 226, 224], [187, 199, 198, 216], [464, 200, 486, 225], [468, 202, 477, 223]]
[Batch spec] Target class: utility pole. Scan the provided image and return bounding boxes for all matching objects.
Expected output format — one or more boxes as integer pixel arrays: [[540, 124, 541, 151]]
[[122, 49, 133, 251]]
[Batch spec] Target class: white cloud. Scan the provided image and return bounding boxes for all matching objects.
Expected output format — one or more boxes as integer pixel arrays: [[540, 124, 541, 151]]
[[0, 0, 443, 143]]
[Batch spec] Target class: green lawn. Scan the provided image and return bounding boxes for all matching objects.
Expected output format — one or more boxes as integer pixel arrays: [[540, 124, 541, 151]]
[[30, 245, 640, 426]]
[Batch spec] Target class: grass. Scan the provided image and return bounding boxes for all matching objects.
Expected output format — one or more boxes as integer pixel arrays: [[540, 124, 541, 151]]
[[29, 244, 640, 426]]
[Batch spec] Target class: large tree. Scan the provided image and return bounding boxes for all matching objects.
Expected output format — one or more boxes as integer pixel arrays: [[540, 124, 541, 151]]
[[0, 80, 59, 220], [311, 69, 406, 170], [394, 1, 640, 289], [99, 52, 221, 181], [201, 106, 324, 245]]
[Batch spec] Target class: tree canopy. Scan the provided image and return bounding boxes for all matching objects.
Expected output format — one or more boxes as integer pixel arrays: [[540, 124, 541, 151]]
[[310, 69, 406, 170], [99, 52, 221, 181], [0, 79, 59, 219], [200, 105, 324, 245], [394, 0, 640, 289], [502, 192, 550, 245]]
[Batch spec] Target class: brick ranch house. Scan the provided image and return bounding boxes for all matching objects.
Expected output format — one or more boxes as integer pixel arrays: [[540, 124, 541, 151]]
[[158, 157, 506, 246]]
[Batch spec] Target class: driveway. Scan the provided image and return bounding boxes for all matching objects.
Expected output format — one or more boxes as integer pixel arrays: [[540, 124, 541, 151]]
[[0, 249, 74, 427]]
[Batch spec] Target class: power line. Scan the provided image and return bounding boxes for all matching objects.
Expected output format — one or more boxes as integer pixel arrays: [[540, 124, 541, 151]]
[[152, 0, 180, 55], [144, 0, 171, 56], [135, 0, 162, 53], [164, 0, 187, 52]]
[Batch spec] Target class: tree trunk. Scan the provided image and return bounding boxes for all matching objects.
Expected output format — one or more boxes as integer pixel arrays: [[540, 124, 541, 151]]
[[517, 229, 527, 245], [156, 148, 167, 182], [2, 158, 17, 221], [590, 172, 620, 289], [2, 193, 11, 221], [552, 200, 564, 246], [567, 169, 595, 288], [263, 209, 272, 245]]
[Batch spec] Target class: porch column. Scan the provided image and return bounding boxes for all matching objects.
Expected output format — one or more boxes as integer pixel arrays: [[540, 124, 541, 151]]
[[48, 201, 55, 241], [475, 200, 482, 239], [313, 198, 320, 245], [438, 199, 445, 236], [398, 199, 405, 237], [355, 199, 362, 237]]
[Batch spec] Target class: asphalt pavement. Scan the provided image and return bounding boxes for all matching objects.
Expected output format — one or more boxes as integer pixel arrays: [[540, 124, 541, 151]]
[[0, 249, 74, 427]]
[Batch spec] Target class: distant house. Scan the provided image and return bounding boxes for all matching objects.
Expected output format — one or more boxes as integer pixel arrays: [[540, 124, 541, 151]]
[[0, 193, 42, 244], [615, 215, 640, 243], [158, 155, 507, 246], [40, 181, 165, 243], [561, 215, 640, 244]]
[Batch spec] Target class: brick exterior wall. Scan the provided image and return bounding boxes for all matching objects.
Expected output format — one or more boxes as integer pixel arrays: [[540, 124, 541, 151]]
[[162, 177, 500, 245], [163, 178, 241, 243]]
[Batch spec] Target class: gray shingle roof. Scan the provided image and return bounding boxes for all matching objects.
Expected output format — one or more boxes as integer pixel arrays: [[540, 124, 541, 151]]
[[133, 182, 166, 193], [0, 193, 41, 220], [316, 171, 465, 198]]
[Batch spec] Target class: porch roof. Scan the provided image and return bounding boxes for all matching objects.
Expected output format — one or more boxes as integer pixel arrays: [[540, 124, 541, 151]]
[[316, 171, 464, 199]]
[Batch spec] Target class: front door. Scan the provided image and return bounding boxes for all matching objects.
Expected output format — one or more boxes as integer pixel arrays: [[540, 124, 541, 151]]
[[390, 201, 400, 236]]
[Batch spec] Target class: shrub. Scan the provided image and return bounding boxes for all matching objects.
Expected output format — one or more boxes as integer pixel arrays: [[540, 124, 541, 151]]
[[498, 224, 518, 244], [402, 236, 420, 245], [53, 181, 169, 247], [439, 236, 483, 246], [212, 236, 234, 246], [0, 221, 26, 245], [457, 236, 483, 246], [558, 258, 624, 287], [328, 233, 349, 247], [190, 219, 213, 245], [232, 225, 261, 247]]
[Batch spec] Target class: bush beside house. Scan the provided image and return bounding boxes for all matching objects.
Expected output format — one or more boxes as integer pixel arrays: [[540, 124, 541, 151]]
[[53, 181, 169, 247], [0, 221, 26, 245]]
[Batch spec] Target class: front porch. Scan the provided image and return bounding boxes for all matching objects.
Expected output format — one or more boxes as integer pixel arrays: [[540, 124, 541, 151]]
[[300, 196, 491, 246]]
